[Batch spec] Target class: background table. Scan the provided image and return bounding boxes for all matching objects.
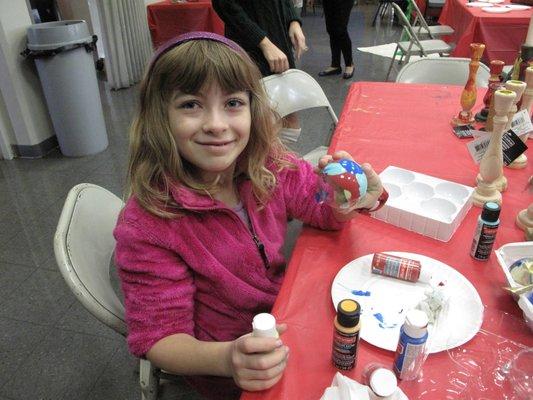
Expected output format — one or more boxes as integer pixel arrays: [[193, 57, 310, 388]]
[[147, 0, 224, 48], [439, 0, 533, 64], [241, 82, 532, 400]]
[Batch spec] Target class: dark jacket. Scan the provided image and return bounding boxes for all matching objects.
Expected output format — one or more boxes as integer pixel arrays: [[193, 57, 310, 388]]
[[212, 0, 302, 76]]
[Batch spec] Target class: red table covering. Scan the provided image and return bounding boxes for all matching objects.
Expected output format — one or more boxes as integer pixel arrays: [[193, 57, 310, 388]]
[[241, 82, 532, 400], [147, 0, 224, 49], [439, 0, 533, 64]]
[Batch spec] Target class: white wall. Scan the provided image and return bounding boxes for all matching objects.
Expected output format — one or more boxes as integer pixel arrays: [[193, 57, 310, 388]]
[[0, 0, 55, 157], [144, 0, 161, 4]]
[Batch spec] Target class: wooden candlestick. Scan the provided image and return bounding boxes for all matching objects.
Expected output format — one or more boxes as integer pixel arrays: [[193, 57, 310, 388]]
[[517, 176, 533, 239], [452, 43, 486, 126], [476, 60, 504, 123], [505, 80, 526, 130], [508, 67, 533, 169], [516, 203, 533, 232], [483, 80, 524, 192], [473, 90, 516, 207]]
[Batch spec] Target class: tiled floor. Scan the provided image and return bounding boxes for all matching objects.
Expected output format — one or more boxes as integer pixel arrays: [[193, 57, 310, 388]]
[[0, 4, 400, 400]]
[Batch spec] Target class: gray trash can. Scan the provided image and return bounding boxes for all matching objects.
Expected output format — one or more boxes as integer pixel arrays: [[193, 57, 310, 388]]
[[24, 20, 108, 157]]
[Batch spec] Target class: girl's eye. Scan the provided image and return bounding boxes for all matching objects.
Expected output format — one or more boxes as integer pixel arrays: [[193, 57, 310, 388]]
[[179, 101, 200, 109], [227, 98, 245, 108]]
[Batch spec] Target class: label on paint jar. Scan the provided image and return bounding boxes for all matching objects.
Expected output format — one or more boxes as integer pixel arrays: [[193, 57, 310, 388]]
[[393, 328, 428, 380], [332, 329, 360, 370], [470, 222, 499, 260]]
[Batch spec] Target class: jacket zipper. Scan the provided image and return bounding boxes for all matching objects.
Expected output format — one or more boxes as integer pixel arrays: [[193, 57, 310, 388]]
[[252, 234, 270, 270]]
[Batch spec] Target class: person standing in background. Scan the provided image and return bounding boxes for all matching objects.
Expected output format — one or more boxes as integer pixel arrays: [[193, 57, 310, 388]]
[[316, 0, 356, 79], [212, 0, 308, 143]]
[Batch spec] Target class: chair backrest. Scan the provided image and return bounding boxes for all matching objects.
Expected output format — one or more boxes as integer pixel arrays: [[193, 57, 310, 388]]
[[260, 69, 338, 124], [409, 0, 432, 36], [54, 183, 127, 336], [395, 57, 491, 87], [391, 2, 425, 53]]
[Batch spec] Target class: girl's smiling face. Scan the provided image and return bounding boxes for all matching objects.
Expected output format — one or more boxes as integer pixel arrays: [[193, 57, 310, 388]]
[[168, 83, 251, 182]]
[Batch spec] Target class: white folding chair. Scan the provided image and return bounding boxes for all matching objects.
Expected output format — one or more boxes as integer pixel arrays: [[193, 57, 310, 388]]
[[408, 0, 454, 39], [386, 2, 453, 81], [54, 183, 175, 400], [260, 69, 338, 164], [396, 57, 491, 87]]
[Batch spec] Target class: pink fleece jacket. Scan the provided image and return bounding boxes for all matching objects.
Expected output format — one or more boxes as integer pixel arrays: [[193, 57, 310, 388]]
[[113, 157, 344, 358]]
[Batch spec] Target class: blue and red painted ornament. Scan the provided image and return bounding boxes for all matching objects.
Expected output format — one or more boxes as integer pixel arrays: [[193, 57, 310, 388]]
[[317, 159, 368, 209]]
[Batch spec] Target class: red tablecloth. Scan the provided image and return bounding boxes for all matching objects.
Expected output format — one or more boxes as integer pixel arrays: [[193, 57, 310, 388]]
[[439, 0, 533, 64], [147, 0, 224, 49], [241, 82, 532, 400]]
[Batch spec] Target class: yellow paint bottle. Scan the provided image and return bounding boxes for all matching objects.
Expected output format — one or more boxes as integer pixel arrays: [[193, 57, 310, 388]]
[[332, 299, 361, 370]]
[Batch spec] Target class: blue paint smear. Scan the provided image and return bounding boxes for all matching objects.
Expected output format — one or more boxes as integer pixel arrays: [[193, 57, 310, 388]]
[[373, 313, 398, 329], [351, 290, 371, 296]]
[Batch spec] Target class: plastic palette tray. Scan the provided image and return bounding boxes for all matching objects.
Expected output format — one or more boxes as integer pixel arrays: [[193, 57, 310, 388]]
[[372, 166, 474, 242], [495, 242, 533, 332]]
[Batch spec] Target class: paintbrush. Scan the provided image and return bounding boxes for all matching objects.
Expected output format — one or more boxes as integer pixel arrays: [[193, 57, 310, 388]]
[[503, 283, 533, 295]]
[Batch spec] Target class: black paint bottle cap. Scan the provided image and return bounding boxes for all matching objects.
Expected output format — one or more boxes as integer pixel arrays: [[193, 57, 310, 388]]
[[482, 202, 501, 223], [337, 299, 361, 328]]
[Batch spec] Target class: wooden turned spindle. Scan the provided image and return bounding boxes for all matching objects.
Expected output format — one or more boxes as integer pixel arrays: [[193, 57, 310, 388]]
[[476, 60, 505, 123], [516, 176, 533, 239], [516, 203, 533, 232], [490, 80, 526, 189], [508, 67, 533, 169], [473, 90, 516, 207], [452, 43, 486, 126]]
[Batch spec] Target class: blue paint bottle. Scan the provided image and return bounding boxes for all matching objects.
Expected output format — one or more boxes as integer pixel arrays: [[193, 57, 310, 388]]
[[470, 202, 500, 261], [393, 309, 429, 380]]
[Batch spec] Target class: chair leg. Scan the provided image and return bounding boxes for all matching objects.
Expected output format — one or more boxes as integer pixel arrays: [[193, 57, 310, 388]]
[[381, 3, 389, 19], [372, 2, 383, 26], [140, 358, 159, 400], [386, 45, 399, 81]]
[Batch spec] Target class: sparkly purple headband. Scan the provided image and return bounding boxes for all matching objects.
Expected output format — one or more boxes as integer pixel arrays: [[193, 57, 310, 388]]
[[148, 31, 248, 73]]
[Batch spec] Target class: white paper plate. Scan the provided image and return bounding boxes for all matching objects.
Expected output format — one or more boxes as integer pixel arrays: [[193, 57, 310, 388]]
[[483, 6, 512, 11], [467, 1, 494, 6], [505, 3, 531, 9], [331, 252, 483, 353]]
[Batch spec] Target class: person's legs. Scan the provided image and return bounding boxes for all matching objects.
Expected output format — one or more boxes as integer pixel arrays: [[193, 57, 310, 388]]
[[336, 0, 356, 78], [319, 0, 342, 75], [338, 1, 355, 63]]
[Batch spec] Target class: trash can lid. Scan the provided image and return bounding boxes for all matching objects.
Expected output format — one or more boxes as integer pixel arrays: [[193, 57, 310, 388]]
[[26, 20, 92, 51]]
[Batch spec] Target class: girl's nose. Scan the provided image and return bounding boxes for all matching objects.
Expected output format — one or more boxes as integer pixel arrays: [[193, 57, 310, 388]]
[[202, 109, 228, 134]]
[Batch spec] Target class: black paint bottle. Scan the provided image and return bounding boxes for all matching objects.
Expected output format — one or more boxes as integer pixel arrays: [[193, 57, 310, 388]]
[[470, 201, 501, 260]]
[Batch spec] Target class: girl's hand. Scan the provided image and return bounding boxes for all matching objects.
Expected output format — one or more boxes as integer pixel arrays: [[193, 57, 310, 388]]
[[228, 324, 289, 391], [318, 151, 384, 221], [289, 22, 307, 60]]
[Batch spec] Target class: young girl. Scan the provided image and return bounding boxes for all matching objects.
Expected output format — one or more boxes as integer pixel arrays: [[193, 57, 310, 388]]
[[114, 31, 385, 399]]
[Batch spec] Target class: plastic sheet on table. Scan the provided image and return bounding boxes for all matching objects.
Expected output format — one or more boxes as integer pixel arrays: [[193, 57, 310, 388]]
[[398, 308, 532, 399]]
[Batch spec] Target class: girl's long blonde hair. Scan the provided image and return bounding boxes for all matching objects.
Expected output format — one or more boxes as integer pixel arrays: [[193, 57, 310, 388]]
[[127, 39, 290, 218]]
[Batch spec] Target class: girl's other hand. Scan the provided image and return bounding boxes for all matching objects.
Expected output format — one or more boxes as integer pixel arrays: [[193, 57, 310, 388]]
[[228, 324, 289, 391]]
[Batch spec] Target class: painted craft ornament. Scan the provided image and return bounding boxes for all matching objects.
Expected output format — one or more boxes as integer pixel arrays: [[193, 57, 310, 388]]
[[318, 159, 368, 209]]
